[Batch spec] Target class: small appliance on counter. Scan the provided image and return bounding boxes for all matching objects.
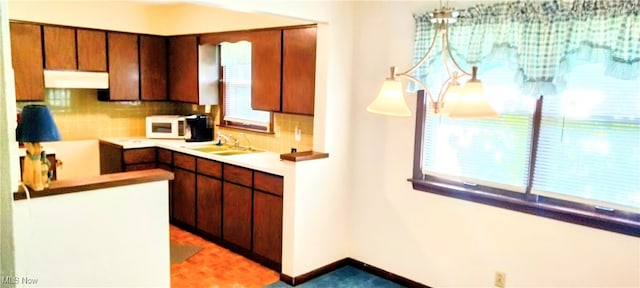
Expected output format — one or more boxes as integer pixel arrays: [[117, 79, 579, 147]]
[[146, 115, 186, 139], [185, 114, 213, 142]]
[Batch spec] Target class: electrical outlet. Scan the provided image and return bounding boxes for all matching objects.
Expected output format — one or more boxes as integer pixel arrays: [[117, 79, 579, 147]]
[[494, 271, 506, 288]]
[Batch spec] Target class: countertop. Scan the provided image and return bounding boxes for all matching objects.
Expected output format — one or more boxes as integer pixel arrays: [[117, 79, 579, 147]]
[[100, 137, 286, 176], [14, 168, 173, 201]]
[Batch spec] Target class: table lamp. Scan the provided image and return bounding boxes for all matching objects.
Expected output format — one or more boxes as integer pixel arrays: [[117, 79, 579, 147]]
[[16, 105, 61, 191]]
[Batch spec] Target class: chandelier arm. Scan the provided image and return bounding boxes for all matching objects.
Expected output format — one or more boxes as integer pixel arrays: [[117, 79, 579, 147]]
[[436, 77, 454, 104], [396, 73, 436, 106], [443, 27, 471, 77], [441, 24, 454, 80], [398, 25, 440, 76]]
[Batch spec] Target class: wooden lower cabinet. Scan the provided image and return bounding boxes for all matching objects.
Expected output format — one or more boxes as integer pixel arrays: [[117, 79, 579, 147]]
[[222, 181, 252, 251], [113, 147, 285, 270], [123, 148, 157, 171], [157, 149, 173, 221], [99, 142, 157, 174], [173, 168, 196, 227], [196, 175, 222, 238], [252, 190, 283, 264]]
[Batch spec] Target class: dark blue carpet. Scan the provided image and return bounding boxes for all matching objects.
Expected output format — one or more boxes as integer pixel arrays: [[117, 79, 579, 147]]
[[264, 265, 405, 288]]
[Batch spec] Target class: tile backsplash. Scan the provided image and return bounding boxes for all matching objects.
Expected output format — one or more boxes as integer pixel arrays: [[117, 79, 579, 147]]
[[17, 89, 184, 140], [17, 89, 314, 154]]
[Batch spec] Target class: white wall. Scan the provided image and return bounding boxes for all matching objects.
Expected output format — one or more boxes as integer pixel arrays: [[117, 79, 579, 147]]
[[349, 2, 640, 287], [13, 181, 170, 287], [282, 158, 349, 277], [43, 140, 99, 180], [0, 0, 19, 279]]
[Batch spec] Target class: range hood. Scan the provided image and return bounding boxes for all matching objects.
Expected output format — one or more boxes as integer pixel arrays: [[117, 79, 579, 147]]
[[44, 70, 109, 89]]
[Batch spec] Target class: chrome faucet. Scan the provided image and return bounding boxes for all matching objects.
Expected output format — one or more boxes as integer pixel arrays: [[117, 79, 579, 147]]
[[218, 133, 251, 150], [216, 133, 231, 146]]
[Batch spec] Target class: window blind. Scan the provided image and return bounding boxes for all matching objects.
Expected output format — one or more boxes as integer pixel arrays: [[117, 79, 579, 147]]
[[532, 63, 640, 211], [220, 42, 270, 127], [422, 66, 534, 192]]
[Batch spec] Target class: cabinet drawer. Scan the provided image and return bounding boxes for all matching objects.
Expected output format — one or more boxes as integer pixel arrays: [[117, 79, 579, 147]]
[[174, 153, 196, 171], [197, 158, 222, 178], [223, 164, 252, 187], [157, 149, 173, 165], [123, 148, 156, 164], [254, 171, 283, 196]]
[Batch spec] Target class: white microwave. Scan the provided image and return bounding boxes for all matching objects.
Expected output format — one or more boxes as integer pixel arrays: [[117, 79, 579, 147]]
[[145, 115, 186, 139]]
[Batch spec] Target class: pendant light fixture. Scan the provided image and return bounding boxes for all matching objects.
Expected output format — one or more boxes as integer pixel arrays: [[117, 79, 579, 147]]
[[367, 5, 497, 118]]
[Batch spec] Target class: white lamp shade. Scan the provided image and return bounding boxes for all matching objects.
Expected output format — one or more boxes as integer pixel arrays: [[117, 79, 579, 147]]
[[449, 81, 498, 118], [438, 82, 463, 115], [367, 79, 411, 117]]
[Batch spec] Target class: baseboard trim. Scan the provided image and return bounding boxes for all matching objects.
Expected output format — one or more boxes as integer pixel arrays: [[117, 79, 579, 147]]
[[280, 257, 430, 287], [280, 258, 349, 286], [345, 258, 430, 288]]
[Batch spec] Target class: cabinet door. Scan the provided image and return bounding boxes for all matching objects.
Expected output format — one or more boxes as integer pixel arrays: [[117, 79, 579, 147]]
[[99, 141, 123, 174], [157, 148, 173, 167], [251, 30, 282, 112], [123, 148, 156, 165], [197, 175, 222, 238], [173, 168, 196, 227], [168, 35, 198, 103], [123, 147, 157, 172], [77, 29, 107, 71], [223, 182, 252, 250], [107, 32, 139, 101], [10, 22, 44, 101], [282, 27, 316, 115], [140, 35, 167, 101], [253, 190, 283, 264], [43, 26, 77, 70]]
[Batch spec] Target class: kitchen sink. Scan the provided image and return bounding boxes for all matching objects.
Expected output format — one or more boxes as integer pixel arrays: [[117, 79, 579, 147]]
[[187, 144, 231, 153], [213, 150, 258, 156], [185, 144, 261, 156]]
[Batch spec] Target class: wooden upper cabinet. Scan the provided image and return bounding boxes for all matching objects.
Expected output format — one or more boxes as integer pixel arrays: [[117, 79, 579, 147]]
[[140, 35, 167, 101], [168, 35, 198, 104], [10, 22, 44, 101], [282, 27, 317, 115], [106, 32, 139, 101], [251, 30, 282, 112], [43, 26, 77, 70], [77, 29, 107, 71]]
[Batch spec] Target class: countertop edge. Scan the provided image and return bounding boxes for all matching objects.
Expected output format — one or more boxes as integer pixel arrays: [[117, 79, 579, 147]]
[[14, 169, 174, 201], [100, 138, 287, 176], [280, 151, 329, 162]]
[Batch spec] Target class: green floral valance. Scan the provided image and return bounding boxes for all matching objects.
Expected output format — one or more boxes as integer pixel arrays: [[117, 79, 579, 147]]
[[412, 0, 640, 95]]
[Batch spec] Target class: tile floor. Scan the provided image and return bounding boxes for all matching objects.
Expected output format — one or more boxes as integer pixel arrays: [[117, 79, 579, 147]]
[[170, 225, 279, 287], [170, 225, 405, 288]]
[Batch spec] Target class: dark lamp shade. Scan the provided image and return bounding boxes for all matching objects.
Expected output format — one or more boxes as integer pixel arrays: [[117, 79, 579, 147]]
[[16, 105, 61, 142]]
